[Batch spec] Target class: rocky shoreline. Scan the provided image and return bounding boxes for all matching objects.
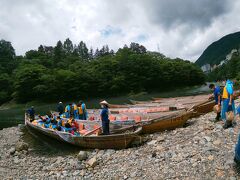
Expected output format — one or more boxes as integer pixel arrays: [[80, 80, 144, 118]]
[[1, 101, 240, 179]]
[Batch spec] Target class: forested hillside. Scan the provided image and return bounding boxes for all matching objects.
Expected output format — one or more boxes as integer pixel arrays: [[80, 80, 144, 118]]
[[0, 39, 205, 104], [196, 31, 240, 66], [207, 52, 240, 81]]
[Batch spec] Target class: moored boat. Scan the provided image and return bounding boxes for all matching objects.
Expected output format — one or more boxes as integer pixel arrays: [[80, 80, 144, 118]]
[[140, 109, 194, 134], [25, 114, 142, 149]]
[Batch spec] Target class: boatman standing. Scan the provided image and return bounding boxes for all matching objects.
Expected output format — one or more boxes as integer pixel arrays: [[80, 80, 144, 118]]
[[221, 79, 235, 129], [27, 106, 35, 122], [57, 102, 64, 115], [209, 83, 222, 122], [100, 100, 110, 135], [78, 100, 87, 120]]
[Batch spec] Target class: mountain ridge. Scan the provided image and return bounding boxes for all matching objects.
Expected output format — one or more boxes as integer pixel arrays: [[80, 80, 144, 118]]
[[195, 31, 240, 66]]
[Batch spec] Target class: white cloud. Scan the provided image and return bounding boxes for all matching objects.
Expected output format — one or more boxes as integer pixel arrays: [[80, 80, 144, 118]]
[[0, 0, 239, 61]]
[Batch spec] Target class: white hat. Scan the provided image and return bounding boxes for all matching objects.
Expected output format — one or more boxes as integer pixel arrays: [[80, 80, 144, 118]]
[[59, 102, 62, 104], [100, 100, 109, 105]]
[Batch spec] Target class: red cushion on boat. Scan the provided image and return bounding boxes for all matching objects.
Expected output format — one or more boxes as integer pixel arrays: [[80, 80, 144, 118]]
[[89, 116, 95, 121], [79, 129, 88, 135], [109, 115, 116, 121], [121, 116, 128, 121], [134, 116, 141, 123], [79, 123, 84, 130]]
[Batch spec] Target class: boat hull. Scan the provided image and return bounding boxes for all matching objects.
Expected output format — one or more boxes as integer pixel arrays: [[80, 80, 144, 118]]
[[141, 110, 193, 134], [25, 115, 142, 149], [192, 100, 215, 117]]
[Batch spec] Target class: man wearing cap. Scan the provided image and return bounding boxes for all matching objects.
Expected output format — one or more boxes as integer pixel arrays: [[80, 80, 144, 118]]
[[57, 102, 64, 115], [100, 100, 110, 135]]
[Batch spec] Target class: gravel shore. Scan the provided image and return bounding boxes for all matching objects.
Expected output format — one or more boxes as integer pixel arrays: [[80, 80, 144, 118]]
[[1, 101, 240, 179]]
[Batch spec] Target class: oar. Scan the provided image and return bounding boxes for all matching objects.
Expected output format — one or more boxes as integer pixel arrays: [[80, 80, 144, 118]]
[[83, 126, 102, 136]]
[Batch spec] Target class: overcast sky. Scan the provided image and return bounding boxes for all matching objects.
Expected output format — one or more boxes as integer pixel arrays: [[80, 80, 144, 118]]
[[1, 0, 240, 61]]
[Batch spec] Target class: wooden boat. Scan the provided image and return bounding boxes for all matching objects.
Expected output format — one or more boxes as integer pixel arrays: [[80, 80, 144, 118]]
[[25, 114, 142, 149], [141, 110, 194, 134], [108, 104, 129, 108], [129, 99, 154, 105], [191, 100, 215, 117]]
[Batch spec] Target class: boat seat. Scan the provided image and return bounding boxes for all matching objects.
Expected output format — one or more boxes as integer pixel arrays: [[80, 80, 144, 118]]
[[109, 115, 116, 121], [89, 116, 95, 121], [79, 130, 88, 135], [121, 116, 128, 121], [134, 116, 141, 123], [79, 123, 88, 135]]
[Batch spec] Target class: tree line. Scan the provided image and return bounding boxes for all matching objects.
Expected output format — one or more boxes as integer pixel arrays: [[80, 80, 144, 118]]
[[0, 38, 205, 104]]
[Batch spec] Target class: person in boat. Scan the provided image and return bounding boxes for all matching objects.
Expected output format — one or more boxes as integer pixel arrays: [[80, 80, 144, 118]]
[[100, 100, 110, 135], [49, 116, 59, 130], [65, 104, 71, 118], [43, 114, 52, 128], [221, 79, 236, 129], [78, 101, 87, 120], [56, 116, 64, 131], [65, 117, 72, 128], [209, 83, 222, 122], [57, 102, 64, 115], [72, 103, 78, 119], [27, 106, 35, 122], [64, 116, 77, 134]]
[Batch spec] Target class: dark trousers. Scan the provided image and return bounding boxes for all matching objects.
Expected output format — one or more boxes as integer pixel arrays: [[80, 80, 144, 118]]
[[102, 120, 110, 135], [216, 112, 221, 120], [30, 115, 34, 122]]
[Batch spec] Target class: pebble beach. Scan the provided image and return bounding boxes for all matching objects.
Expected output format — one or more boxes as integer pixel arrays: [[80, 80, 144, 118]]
[[1, 100, 240, 180]]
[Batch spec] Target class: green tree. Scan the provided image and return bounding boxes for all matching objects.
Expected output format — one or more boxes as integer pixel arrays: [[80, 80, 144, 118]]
[[13, 64, 47, 102], [54, 41, 65, 64], [0, 73, 12, 104], [0, 39, 16, 73], [63, 38, 74, 55]]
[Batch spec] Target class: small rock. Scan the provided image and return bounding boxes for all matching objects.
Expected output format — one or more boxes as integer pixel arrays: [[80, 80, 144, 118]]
[[157, 136, 165, 142], [80, 170, 86, 176], [9, 147, 15, 155], [155, 145, 164, 151], [15, 142, 29, 152], [208, 155, 214, 161], [73, 170, 80, 176], [152, 151, 157, 158], [147, 140, 157, 145], [77, 151, 88, 161], [97, 150, 105, 158], [213, 139, 221, 145], [204, 136, 211, 142], [62, 170, 68, 177], [215, 124, 223, 130], [13, 157, 19, 164], [87, 156, 97, 167]]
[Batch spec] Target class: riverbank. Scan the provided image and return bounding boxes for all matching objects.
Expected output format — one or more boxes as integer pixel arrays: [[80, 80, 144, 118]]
[[1, 100, 240, 179]]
